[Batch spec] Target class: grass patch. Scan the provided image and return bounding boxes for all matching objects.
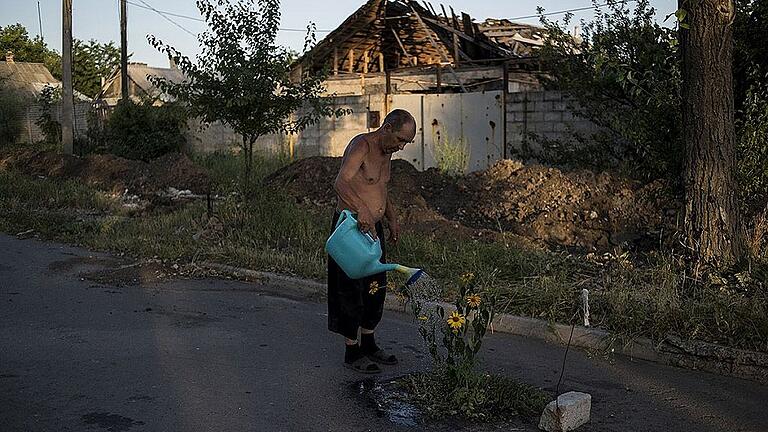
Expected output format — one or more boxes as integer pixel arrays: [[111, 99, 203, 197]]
[[399, 369, 549, 420], [1, 153, 767, 354]]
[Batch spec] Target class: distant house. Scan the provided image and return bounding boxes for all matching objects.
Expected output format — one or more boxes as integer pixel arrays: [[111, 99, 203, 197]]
[[94, 62, 185, 107], [0, 53, 91, 143]]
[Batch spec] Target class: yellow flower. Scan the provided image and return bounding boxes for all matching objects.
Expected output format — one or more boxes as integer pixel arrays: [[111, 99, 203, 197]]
[[418, 315, 428, 321], [368, 281, 379, 295], [466, 294, 481, 308], [459, 272, 475, 285], [447, 311, 466, 332]]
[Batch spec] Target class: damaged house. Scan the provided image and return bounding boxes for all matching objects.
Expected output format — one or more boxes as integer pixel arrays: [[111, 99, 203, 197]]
[[287, 0, 597, 172]]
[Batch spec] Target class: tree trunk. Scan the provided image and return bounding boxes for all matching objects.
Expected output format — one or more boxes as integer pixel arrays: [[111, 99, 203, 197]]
[[679, 0, 745, 270], [243, 135, 252, 188]]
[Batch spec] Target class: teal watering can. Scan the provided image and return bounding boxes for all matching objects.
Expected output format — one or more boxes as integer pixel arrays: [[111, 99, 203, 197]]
[[326, 209, 423, 284]]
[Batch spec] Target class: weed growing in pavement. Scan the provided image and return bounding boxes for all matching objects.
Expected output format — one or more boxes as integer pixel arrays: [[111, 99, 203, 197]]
[[398, 271, 548, 419]]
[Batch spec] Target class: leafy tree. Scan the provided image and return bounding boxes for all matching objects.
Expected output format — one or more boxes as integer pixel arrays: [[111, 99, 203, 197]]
[[736, 70, 768, 217], [733, 0, 768, 109], [35, 85, 62, 149], [0, 23, 61, 77], [73, 39, 121, 98], [148, 0, 346, 184]]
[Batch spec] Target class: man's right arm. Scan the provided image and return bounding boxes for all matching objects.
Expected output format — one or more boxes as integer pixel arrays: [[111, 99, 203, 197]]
[[334, 139, 376, 236]]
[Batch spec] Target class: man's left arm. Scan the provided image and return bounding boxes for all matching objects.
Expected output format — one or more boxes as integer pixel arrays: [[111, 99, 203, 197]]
[[385, 196, 400, 245]]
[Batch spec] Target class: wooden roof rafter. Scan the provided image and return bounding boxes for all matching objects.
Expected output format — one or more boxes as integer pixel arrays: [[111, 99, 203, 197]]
[[293, 0, 544, 76]]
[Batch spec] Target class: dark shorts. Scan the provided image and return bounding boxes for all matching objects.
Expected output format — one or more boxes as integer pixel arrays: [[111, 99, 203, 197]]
[[327, 210, 387, 340]]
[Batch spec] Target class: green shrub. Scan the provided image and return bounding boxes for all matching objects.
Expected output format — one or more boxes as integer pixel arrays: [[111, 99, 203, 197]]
[[35, 85, 62, 150], [737, 70, 768, 217], [536, 0, 681, 180], [0, 83, 28, 147], [103, 101, 187, 161]]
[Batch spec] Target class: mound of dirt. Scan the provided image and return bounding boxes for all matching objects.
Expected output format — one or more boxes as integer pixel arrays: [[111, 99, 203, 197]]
[[430, 160, 680, 250], [266, 156, 681, 251], [1, 150, 211, 196]]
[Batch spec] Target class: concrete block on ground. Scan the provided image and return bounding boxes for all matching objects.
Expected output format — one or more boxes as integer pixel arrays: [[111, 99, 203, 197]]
[[508, 102, 526, 112], [539, 392, 591, 432]]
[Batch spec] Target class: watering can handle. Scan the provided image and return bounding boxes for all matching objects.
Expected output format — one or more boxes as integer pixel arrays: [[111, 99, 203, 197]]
[[337, 209, 377, 244], [336, 209, 355, 229]]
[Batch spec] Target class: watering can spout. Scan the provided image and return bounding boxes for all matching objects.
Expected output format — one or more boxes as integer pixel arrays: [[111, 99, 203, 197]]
[[394, 265, 425, 286]]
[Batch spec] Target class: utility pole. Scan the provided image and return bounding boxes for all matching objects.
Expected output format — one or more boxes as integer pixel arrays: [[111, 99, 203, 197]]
[[61, 0, 73, 154], [120, 0, 128, 102], [37, 1, 44, 40]]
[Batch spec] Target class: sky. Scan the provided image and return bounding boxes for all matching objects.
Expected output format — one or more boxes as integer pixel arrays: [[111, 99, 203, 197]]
[[1, 0, 676, 68]]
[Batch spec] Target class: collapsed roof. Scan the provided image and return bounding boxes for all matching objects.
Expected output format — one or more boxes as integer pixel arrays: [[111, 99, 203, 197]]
[[294, 0, 546, 75]]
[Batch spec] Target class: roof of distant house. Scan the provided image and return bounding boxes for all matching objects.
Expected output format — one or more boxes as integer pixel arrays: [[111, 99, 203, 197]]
[[95, 62, 186, 105], [0, 60, 91, 102]]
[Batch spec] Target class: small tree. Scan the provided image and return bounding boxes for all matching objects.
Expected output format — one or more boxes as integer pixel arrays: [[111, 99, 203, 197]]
[[35, 85, 62, 149], [148, 0, 345, 185], [73, 39, 121, 98]]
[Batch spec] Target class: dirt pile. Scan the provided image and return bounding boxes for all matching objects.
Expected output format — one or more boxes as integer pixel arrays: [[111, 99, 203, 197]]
[[266, 156, 680, 251], [1, 150, 211, 196], [433, 160, 680, 249]]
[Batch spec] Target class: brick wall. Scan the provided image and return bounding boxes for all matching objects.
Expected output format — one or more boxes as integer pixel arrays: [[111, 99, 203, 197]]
[[506, 90, 600, 158], [18, 102, 90, 143], [291, 94, 387, 158]]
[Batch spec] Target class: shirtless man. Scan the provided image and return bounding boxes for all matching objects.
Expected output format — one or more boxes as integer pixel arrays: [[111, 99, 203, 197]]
[[328, 109, 417, 374]]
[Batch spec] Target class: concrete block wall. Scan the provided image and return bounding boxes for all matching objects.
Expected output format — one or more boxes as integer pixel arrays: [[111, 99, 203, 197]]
[[17, 102, 90, 143], [505, 90, 600, 158], [292, 94, 387, 158]]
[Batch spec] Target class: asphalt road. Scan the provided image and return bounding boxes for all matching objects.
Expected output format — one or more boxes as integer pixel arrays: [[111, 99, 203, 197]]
[[1, 234, 767, 432]]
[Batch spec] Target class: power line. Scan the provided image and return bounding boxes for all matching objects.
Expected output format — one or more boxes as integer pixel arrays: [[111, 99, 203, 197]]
[[507, 0, 637, 21], [124, 0, 333, 33], [123, 0, 638, 38], [133, 0, 197, 37]]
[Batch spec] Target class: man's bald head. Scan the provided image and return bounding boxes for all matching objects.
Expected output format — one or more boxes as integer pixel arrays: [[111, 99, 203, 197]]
[[383, 109, 416, 132]]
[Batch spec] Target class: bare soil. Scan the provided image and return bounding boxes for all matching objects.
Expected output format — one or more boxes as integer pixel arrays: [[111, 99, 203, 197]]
[[0, 149, 211, 196], [266, 157, 681, 251]]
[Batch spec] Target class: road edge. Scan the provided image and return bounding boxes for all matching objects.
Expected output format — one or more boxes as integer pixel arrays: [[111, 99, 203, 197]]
[[200, 261, 768, 385]]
